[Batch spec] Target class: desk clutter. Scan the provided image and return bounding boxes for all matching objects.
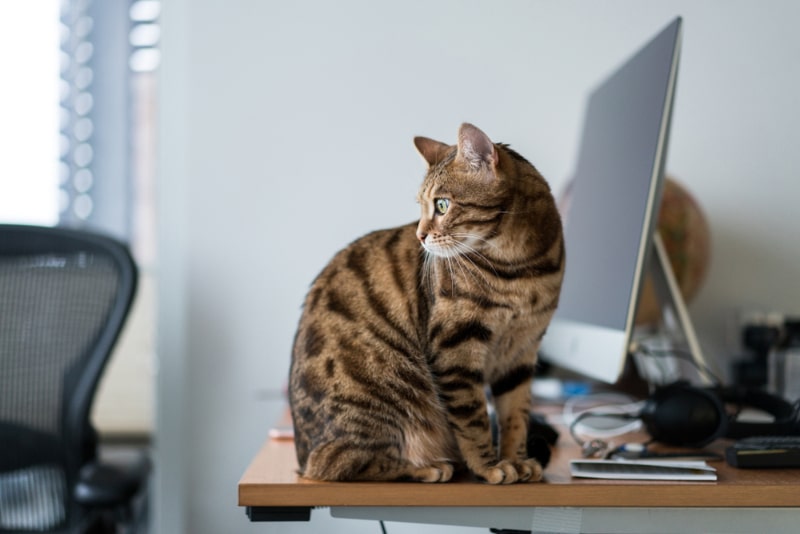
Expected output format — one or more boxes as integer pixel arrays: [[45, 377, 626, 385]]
[[556, 379, 800, 477]]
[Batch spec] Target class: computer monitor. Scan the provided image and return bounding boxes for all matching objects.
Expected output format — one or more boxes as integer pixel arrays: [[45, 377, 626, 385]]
[[539, 17, 704, 384]]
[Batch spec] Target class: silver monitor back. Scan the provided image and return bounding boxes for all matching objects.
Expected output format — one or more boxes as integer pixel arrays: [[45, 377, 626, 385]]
[[539, 17, 682, 384]]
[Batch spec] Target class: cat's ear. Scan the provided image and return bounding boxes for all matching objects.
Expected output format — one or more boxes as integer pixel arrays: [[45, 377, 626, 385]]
[[414, 136, 451, 168], [456, 123, 498, 170]]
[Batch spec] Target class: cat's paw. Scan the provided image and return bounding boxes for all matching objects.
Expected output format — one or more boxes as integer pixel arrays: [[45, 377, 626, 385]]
[[413, 462, 454, 483], [476, 460, 519, 485], [512, 458, 543, 483]]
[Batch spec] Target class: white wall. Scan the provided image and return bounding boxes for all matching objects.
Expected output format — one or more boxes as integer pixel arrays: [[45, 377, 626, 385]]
[[157, 1, 800, 532]]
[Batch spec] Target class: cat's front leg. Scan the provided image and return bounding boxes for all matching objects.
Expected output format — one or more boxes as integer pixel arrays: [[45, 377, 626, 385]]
[[434, 362, 522, 484], [492, 368, 543, 482]]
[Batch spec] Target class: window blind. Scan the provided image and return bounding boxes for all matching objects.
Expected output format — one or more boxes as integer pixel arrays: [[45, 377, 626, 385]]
[[59, 0, 160, 243]]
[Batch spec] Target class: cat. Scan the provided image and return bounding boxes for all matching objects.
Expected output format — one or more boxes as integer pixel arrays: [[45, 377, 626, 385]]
[[289, 123, 564, 484]]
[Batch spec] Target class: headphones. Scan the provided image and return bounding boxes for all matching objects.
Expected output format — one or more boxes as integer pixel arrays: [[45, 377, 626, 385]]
[[640, 381, 800, 447]]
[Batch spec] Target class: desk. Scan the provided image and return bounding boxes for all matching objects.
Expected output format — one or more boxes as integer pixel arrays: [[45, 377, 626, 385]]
[[238, 408, 800, 533]]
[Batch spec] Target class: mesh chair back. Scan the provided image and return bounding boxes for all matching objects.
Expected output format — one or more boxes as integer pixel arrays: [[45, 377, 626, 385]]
[[0, 225, 137, 532]]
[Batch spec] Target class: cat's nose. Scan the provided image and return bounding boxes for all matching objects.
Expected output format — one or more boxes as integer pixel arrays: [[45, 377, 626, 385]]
[[416, 231, 427, 244]]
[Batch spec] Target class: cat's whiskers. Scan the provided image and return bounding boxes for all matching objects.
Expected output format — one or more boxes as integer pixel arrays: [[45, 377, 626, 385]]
[[420, 248, 436, 291], [450, 238, 499, 278], [449, 247, 475, 289], [450, 242, 493, 288], [423, 244, 467, 295], [450, 232, 499, 252], [451, 234, 502, 269], [443, 254, 458, 295], [418, 234, 500, 293]]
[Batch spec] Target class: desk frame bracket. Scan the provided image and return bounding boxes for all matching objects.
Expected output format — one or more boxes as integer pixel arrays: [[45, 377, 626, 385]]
[[245, 506, 311, 522], [331, 505, 800, 534]]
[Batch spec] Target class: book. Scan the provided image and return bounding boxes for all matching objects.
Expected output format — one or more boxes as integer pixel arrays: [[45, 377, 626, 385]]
[[570, 459, 717, 481]]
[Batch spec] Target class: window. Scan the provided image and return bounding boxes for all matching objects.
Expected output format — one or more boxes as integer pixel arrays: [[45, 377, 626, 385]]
[[1, 0, 161, 439], [60, 0, 159, 251], [0, 2, 61, 225]]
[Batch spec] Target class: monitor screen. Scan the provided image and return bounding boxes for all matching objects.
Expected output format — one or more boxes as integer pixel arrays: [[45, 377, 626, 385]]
[[539, 17, 682, 384]]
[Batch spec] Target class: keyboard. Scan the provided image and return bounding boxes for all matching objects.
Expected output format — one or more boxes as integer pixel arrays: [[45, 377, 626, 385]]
[[726, 436, 800, 468]]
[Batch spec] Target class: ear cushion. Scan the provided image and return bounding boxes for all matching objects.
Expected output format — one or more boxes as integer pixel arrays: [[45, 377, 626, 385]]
[[718, 387, 799, 439], [640, 383, 727, 447]]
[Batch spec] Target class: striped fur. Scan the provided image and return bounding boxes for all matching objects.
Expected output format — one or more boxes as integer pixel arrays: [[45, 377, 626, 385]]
[[289, 123, 564, 484]]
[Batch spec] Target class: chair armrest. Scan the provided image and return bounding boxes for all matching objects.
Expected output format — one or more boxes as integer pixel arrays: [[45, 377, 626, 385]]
[[74, 453, 151, 507]]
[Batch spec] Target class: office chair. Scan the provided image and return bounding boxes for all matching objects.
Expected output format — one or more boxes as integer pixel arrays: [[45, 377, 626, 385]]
[[0, 225, 149, 533]]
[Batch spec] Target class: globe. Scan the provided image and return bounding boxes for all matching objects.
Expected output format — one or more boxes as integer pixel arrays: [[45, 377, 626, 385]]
[[635, 177, 711, 325]]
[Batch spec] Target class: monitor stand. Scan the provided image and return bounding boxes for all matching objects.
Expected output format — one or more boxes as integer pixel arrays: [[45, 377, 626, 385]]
[[633, 232, 717, 385]]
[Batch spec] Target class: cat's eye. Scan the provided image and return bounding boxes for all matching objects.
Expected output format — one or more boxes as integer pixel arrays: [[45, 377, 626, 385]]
[[434, 198, 450, 215]]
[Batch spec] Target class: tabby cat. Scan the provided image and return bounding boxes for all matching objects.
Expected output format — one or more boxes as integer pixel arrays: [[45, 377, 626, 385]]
[[289, 123, 564, 484]]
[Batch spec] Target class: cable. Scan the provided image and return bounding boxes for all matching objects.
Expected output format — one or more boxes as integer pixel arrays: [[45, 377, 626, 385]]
[[379, 520, 387, 534], [568, 410, 640, 457], [562, 394, 645, 457], [563, 394, 644, 437], [633, 340, 722, 386]]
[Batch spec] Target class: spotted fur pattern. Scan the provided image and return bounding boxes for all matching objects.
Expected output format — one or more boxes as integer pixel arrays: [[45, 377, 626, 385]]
[[289, 123, 564, 484]]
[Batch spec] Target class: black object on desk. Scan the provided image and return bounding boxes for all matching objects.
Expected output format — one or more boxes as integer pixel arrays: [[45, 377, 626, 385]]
[[726, 436, 800, 468]]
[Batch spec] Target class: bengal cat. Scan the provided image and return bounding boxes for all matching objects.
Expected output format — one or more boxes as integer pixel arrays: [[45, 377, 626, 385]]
[[289, 123, 564, 484]]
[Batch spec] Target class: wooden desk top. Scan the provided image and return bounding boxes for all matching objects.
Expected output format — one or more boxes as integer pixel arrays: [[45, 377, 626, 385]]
[[238, 408, 800, 510]]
